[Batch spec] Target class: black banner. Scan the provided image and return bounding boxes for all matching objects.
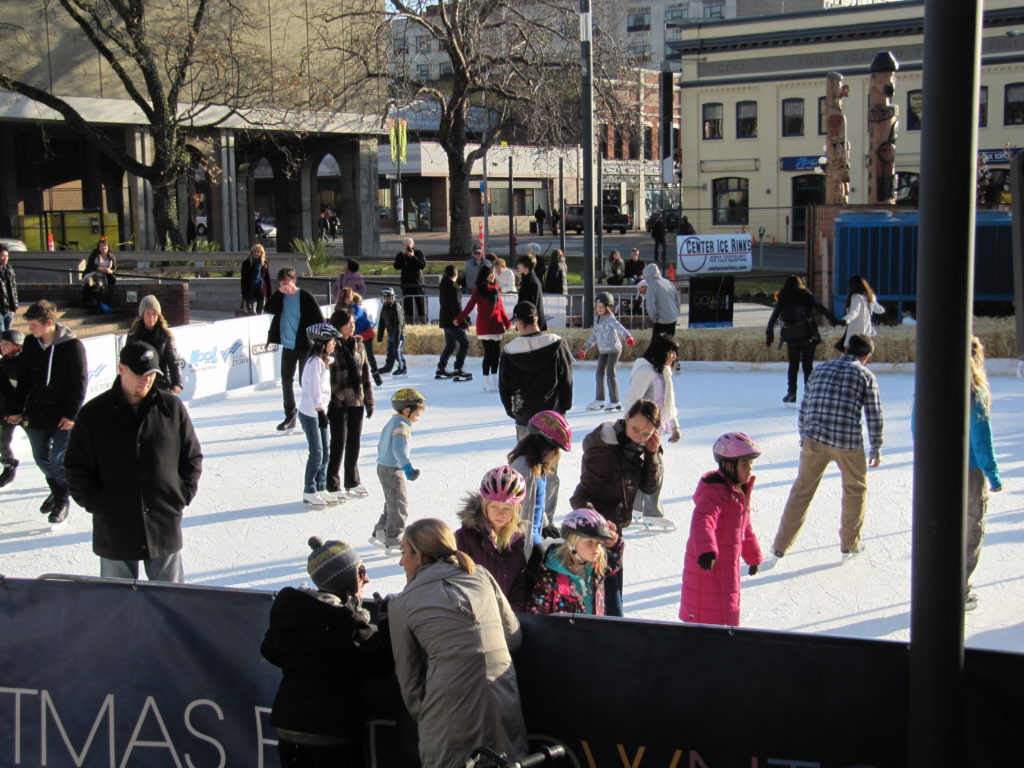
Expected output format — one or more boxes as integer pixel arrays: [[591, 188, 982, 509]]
[[688, 276, 734, 328], [1, 578, 1021, 767]]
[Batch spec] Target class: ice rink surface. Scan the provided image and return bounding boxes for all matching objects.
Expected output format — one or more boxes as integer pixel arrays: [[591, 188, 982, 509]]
[[3, 355, 1021, 652]]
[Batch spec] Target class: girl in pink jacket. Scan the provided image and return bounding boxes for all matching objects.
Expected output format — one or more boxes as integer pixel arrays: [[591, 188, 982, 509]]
[[679, 433, 763, 626]]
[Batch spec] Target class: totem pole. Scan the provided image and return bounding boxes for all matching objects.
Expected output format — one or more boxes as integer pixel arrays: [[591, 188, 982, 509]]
[[867, 51, 899, 204], [824, 72, 851, 205]]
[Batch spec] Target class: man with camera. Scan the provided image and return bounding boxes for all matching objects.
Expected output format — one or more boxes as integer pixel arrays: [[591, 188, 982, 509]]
[[394, 238, 427, 323]]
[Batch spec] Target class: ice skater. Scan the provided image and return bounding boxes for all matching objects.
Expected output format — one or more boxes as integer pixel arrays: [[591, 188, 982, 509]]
[[0, 329, 25, 487], [579, 291, 635, 412], [527, 508, 622, 616], [679, 433, 764, 627], [377, 287, 407, 377], [370, 388, 425, 555], [297, 322, 343, 509], [453, 263, 512, 391]]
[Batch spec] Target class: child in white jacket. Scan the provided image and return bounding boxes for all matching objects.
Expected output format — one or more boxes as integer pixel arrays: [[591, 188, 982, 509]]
[[579, 291, 634, 412], [840, 274, 885, 349], [298, 323, 342, 508], [625, 332, 680, 531]]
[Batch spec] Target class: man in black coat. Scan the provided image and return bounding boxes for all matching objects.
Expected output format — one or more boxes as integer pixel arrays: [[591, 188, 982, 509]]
[[393, 237, 427, 322], [266, 267, 325, 431], [9, 300, 87, 523], [515, 255, 547, 332], [66, 341, 203, 583], [436, 264, 470, 379]]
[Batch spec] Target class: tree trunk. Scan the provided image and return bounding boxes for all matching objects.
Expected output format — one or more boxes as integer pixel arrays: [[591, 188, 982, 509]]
[[151, 177, 185, 251], [446, 146, 473, 261]]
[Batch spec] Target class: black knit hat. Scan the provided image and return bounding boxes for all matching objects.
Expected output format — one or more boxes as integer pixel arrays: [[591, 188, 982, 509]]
[[306, 536, 362, 597]]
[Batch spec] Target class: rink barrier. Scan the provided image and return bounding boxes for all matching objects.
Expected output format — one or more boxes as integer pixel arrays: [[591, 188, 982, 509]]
[[0, 576, 1020, 768]]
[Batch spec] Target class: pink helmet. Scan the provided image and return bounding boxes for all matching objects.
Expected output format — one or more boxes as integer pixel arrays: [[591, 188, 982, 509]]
[[528, 410, 572, 451], [712, 432, 762, 464], [479, 465, 528, 503]]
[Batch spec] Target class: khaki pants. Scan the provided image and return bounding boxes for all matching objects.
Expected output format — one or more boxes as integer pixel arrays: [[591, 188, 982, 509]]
[[773, 438, 868, 554], [965, 467, 988, 595]]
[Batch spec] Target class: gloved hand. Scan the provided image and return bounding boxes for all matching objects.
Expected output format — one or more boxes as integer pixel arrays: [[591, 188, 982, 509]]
[[697, 552, 716, 571], [365, 404, 374, 420], [577, 348, 587, 360], [625, 335, 636, 346], [317, 411, 328, 430], [748, 564, 759, 576], [765, 331, 773, 348], [402, 463, 420, 481]]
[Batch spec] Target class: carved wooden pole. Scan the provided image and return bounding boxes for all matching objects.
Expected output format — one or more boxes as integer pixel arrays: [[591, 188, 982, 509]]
[[824, 71, 851, 205], [867, 51, 900, 203]]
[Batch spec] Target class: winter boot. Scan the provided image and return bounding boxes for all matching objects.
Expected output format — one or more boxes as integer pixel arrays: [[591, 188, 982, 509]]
[[0, 459, 18, 488], [452, 368, 473, 382], [48, 496, 70, 525], [435, 367, 454, 379], [40, 478, 60, 514]]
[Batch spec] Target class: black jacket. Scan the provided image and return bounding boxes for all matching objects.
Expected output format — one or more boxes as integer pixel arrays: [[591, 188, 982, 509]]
[[261, 587, 393, 739], [126, 323, 182, 391], [0, 263, 17, 314], [376, 301, 405, 341], [438, 278, 468, 330], [266, 288, 324, 355], [765, 289, 839, 346], [239, 257, 271, 301], [542, 259, 567, 295], [393, 248, 426, 288], [624, 258, 645, 282], [516, 271, 547, 332], [14, 325, 87, 430], [498, 332, 573, 426], [65, 378, 203, 560], [0, 350, 24, 416]]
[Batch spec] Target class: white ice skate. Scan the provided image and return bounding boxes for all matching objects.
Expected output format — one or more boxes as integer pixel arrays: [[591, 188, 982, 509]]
[[585, 400, 605, 411], [303, 492, 327, 508], [638, 515, 675, 532], [345, 485, 369, 498], [605, 402, 623, 413]]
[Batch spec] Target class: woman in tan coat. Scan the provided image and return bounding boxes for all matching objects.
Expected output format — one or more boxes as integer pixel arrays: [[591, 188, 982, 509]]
[[389, 518, 528, 768]]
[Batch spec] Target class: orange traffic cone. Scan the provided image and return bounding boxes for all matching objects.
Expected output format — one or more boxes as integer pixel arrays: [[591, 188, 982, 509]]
[[47, 232, 55, 252], [667, 264, 676, 281]]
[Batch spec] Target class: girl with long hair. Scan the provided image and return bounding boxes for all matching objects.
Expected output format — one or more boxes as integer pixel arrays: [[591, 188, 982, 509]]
[[840, 274, 885, 350], [126, 295, 183, 394], [324, 308, 374, 501], [335, 288, 381, 386], [240, 243, 271, 314], [453, 263, 512, 391], [507, 410, 572, 558], [297, 323, 342, 508]]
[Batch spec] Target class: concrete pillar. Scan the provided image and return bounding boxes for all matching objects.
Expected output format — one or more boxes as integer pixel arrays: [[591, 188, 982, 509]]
[[340, 136, 380, 258], [0, 126, 20, 237], [126, 127, 156, 250]]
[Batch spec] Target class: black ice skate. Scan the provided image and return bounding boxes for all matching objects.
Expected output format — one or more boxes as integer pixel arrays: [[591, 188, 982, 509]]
[[0, 459, 18, 487], [452, 369, 473, 382], [435, 368, 454, 379]]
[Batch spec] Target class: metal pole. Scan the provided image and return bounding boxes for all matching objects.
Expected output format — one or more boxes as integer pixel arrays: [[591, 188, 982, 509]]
[[483, 152, 490, 249], [396, 152, 404, 236], [580, 0, 595, 327], [1012, 151, 1024, 352], [909, 2, 981, 766], [559, 157, 566, 253], [508, 156, 514, 259], [597, 153, 604, 282]]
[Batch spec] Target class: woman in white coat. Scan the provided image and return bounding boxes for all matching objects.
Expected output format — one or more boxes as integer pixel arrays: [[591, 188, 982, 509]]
[[840, 274, 885, 350], [390, 518, 528, 768], [625, 333, 681, 531]]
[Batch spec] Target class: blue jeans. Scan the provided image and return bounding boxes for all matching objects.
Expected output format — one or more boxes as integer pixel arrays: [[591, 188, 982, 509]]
[[0, 312, 12, 332], [101, 552, 184, 583], [384, 335, 406, 371], [25, 427, 71, 497], [298, 412, 329, 493], [439, 327, 469, 370]]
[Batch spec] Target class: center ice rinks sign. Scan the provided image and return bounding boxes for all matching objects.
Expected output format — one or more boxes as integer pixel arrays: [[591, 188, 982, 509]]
[[676, 234, 752, 274]]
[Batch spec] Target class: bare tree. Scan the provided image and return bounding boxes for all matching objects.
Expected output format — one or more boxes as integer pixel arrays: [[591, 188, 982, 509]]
[[0, 0, 383, 249]]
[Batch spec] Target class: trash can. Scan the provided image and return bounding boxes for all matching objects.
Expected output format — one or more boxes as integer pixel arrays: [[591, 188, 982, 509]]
[[529, 222, 537, 234]]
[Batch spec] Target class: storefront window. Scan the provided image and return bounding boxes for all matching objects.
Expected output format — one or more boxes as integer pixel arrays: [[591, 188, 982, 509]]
[[712, 177, 749, 225]]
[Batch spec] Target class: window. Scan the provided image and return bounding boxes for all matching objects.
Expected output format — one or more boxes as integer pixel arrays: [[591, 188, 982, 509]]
[[736, 100, 757, 139], [416, 64, 430, 80], [439, 62, 452, 77], [782, 98, 804, 137], [665, 7, 689, 21], [615, 129, 626, 160], [979, 86, 988, 128], [599, 124, 609, 157], [628, 11, 651, 32], [627, 45, 651, 60], [907, 90, 922, 131], [818, 96, 827, 135], [393, 37, 408, 54], [644, 126, 653, 160], [703, 1, 724, 19], [713, 178, 749, 225], [703, 103, 723, 140], [416, 36, 431, 52], [1006, 83, 1024, 124]]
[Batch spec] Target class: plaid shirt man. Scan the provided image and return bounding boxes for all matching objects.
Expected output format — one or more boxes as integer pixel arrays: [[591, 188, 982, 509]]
[[799, 353, 883, 460]]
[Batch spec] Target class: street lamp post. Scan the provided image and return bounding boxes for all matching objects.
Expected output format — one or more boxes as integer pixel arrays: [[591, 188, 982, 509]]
[[580, 0, 596, 327]]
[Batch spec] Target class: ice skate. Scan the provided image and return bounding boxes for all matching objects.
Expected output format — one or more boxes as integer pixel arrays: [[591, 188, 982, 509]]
[[372, 372, 383, 387], [392, 366, 408, 378], [276, 414, 297, 432], [639, 515, 675, 532], [39, 492, 56, 515], [841, 544, 864, 562], [782, 392, 797, 403], [368, 527, 387, 549], [452, 368, 473, 382], [319, 491, 344, 506], [585, 400, 605, 411], [605, 402, 622, 413], [384, 538, 402, 556], [0, 459, 18, 487], [759, 551, 784, 572], [47, 498, 70, 526], [435, 368, 454, 379], [302, 492, 327, 508], [345, 484, 369, 498], [964, 592, 979, 612]]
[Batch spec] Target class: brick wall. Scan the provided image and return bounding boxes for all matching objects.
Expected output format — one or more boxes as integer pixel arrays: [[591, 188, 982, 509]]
[[16, 281, 190, 326]]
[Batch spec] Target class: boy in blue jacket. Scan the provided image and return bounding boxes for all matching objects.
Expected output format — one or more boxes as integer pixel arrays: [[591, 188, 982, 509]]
[[370, 388, 425, 555]]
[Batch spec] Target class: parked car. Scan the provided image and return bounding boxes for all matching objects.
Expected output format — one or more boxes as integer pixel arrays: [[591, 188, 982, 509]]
[[602, 205, 631, 234], [645, 208, 682, 232], [0, 237, 27, 251], [258, 215, 277, 240]]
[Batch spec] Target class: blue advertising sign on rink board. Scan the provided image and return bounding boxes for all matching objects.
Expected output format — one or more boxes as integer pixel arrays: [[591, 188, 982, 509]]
[[676, 233, 752, 274]]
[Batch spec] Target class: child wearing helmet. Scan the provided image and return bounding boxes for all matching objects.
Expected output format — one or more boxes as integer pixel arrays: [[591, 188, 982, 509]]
[[454, 466, 529, 611], [370, 388, 426, 555], [506, 410, 572, 559], [678, 432, 764, 627], [376, 287, 407, 377], [298, 323, 343, 509], [579, 291, 635, 412], [527, 507, 622, 616]]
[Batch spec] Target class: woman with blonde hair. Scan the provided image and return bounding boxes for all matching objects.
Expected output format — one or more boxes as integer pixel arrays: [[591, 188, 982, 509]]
[[240, 243, 271, 314], [964, 335, 1003, 611], [390, 518, 528, 767], [126, 295, 182, 394]]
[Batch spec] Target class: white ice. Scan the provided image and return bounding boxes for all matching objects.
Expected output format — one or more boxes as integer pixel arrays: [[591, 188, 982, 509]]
[[2, 355, 1022, 653]]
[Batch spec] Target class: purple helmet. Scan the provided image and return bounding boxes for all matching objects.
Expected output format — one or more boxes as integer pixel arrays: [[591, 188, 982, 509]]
[[479, 465, 528, 504], [528, 410, 572, 452], [712, 432, 762, 464], [305, 322, 342, 343], [560, 508, 614, 542]]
